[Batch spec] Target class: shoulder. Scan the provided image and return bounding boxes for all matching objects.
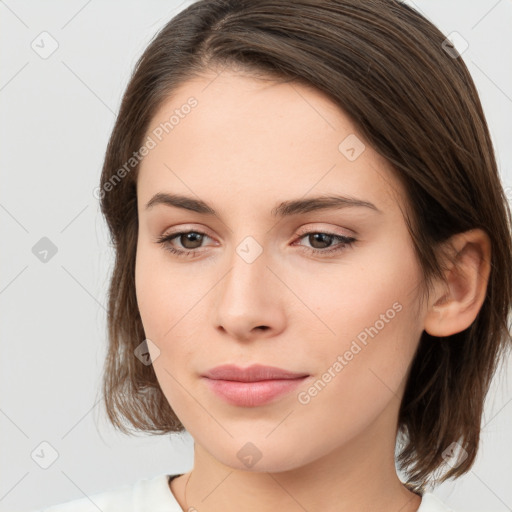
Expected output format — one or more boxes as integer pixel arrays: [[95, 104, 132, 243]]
[[29, 473, 180, 512], [419, 492, 458, 512]]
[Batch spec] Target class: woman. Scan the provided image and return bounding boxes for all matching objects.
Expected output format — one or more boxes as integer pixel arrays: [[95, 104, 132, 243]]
[[37, 0, 512, 510]]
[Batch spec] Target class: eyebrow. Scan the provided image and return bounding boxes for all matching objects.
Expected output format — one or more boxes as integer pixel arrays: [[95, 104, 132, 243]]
[[144, 192, 381, 217]]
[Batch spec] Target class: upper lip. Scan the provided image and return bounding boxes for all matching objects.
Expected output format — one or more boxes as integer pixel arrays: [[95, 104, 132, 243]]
[[202, 364, 309, 382]]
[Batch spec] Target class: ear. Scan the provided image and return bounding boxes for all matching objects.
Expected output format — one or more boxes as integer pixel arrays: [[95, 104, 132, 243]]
[[423, 228, 491, 337]]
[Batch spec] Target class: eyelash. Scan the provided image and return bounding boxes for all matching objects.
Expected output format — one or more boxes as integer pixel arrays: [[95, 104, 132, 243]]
[[155, 229, 356, 259]]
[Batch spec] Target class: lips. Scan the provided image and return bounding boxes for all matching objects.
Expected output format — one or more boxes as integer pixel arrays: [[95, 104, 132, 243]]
[[201, 364, 310, 407], [202, 363, 309, 382]]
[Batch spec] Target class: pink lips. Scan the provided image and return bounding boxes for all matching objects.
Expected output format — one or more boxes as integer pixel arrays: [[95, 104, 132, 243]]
[[202, 364, 309, 407]]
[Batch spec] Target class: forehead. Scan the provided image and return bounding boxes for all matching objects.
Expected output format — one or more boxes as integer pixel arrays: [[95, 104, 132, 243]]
[[137, 69, 405, 217]]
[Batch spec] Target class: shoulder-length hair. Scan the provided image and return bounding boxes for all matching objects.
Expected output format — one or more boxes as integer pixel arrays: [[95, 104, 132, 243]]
[[98, 0, 512, 492]]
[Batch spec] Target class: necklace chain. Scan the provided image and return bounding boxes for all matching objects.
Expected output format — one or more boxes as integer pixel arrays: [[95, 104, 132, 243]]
[[183, 470, 192, 511]]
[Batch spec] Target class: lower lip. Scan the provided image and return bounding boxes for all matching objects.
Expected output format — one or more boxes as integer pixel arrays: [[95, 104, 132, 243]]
[[203, 377, 308, 407]]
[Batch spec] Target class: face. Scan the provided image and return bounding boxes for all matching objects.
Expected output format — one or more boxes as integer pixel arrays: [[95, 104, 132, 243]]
[[135, 69, 426, 472]]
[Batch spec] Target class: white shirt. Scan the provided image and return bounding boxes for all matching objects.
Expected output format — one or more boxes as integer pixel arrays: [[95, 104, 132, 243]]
[[33, 473, 455, 511]]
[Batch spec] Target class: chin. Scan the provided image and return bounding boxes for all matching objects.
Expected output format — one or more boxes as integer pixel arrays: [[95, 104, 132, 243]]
[[203, 438, 317, 474]]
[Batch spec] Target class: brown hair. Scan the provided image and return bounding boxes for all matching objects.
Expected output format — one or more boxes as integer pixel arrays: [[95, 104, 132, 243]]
[[98, 0, 512, 492]]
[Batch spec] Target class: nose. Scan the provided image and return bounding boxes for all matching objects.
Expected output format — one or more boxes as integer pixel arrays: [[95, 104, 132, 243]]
[[214, 238, 286, 342]]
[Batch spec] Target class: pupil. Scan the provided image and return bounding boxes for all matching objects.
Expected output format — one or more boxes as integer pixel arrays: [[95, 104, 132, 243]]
[[182, 232, 203, 249], [310, 233, 332, 249]]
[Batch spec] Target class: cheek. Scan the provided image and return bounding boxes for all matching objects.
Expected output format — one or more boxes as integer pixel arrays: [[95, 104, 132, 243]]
[[134, 241, 208, 368], [292, 288, 421, 450], [300, 239, 423, 401], [134, 246, 199, 411], [300, 239, 421, 346], [135, 243, 161, 336], [134, 241, 189, 338]]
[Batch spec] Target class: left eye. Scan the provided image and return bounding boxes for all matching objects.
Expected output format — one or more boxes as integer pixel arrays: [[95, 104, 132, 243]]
[[294, 232, 356, 253], [155, 230, 357, 258]]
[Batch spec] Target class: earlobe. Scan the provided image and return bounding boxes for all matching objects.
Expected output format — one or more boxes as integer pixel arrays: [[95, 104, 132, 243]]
[[423, 229, 491, 338]]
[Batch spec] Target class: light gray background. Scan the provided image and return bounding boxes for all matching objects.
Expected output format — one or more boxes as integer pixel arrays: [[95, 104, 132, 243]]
[[1, 1, 511, 511]]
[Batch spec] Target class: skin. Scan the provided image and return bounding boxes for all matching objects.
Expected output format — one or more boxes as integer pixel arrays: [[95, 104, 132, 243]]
[[134, 68, 491, 512]]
